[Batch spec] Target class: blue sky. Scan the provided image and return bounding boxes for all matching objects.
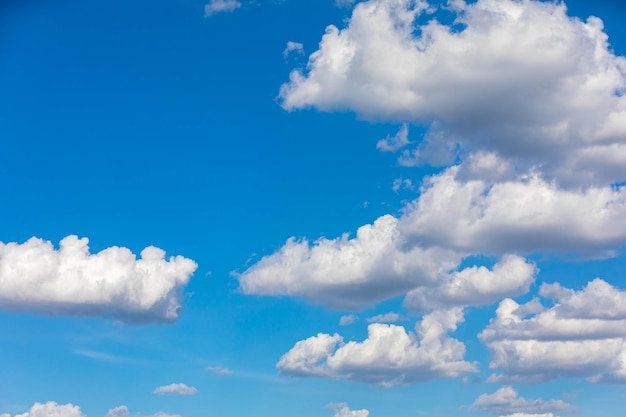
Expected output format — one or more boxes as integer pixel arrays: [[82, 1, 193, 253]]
[[2, 1, 626, 417]]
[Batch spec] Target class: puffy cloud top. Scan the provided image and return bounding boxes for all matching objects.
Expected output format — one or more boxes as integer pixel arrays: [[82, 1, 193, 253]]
[[0, 235, 197, 323]]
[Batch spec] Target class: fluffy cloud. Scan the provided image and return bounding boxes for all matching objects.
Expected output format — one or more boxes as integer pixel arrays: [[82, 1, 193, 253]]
[[277, 308, 476, 386], [9, 402, 85, 417], [471, 386, 575, 415], [152, 383, 198, 396], [243, 0, 626, 312], [204, 0, 241, 17], [404, 255, 536, 311], [480, 279, 626, 383], [0, 235, 197, 323], [238, 214, 463, 309], [280, 0, 626, 186], [400, 165, 626, 256]]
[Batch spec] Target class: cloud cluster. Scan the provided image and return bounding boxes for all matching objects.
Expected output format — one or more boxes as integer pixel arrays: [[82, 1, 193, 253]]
[[280, 0, 626, 186], [471, 386, 575, 415], [277, 308, 476, 386], [152, 383, 198, 396], [246, 0, 626, 393], [0, 235, 197, 323], [480, 279, 626, 383]]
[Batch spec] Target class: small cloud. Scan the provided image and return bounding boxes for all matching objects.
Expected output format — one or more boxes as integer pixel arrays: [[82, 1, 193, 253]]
[[152, 383, 198, 396], [391, 177, 415, 193], [339, 315, 358, 326], [283, 41, 304, 59], [204, 0, 241, 17], [376, 124, 410, 152], [207, 366, 232, 375], [327, 404, 369, 417], [366, 312, 403, 323], [335, 0, 356, 8]]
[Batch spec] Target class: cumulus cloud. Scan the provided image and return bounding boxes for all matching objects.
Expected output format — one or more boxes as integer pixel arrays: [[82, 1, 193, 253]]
[[152, 383, 198, 396], [471, 386, 576, 415], [376, 124, 411, 152], [280, 0, 626, 186], [480, 279, 626, 383], [339, 315, 358, 326], [283, 41, 304, 59], [404, 255, 536, 311], [238, 214, 463, 309], [11, 402, 84, 417], [277, 308, 476, 386], [401, 165, 626, 256], [204, 0, 241, 16], [0, 235, 197, 323]]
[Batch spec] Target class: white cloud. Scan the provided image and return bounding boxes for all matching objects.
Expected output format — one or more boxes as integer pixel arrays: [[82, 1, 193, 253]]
[[366, 311, 402, 323], [376, 124, 411, 152], [104, 406, 129, 417], [12, 402, 84, 417], [277, 308, 476, 386], [0, 235, 197, 323], [279, 0, 626, 186], [152, 383, 198, 396], [471, 386, 575, 415], [207, 366, 233, 375], [283, 41, 304, 59], [204, 0, 241, 17], [339, 314, 358, 326], [391, 177, 414, 193], [330, 406, 368, 417], [480, 279, 626, 383], [400, 165, 626, 256], [238, 214, 463, 309], [404, 255, 537, 311]]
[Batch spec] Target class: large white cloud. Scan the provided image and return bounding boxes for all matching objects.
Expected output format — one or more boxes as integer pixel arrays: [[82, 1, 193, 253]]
[[480, 278, 626, 383], [471, 386, 575, 415], [280, 0, 626, 186], [0, 235, 197, 323], [238, 214, 463, 309], [277, 308, 476, 386], [400, 165, 626, 256], [239, 159, 626, 308]]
